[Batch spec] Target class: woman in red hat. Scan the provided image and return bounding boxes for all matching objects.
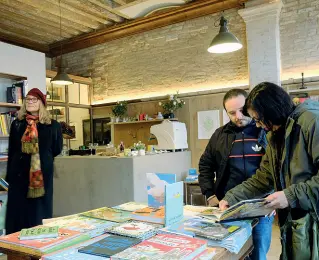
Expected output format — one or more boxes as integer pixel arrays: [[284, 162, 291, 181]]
[[5, 88, 62, 234]]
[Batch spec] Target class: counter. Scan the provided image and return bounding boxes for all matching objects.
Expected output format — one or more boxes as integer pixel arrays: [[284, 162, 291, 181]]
[[53, 151, 191, 217]]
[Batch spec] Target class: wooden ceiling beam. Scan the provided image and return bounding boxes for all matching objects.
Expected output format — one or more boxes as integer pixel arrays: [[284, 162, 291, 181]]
[[14, 0, 100, 30], [0, 20, 54, 43], [88, 0, 131, 20], [0, 0, 87, 34], [44, 0, 112, 25], [67, 0, 119, 23], [0, 32, 49, 53], [113, 0, 129, 5], [0, 9, 74, 39], [49, 0, 246, 56]]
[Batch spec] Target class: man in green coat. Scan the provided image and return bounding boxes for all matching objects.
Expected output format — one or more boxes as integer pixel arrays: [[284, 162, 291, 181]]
[[219, 82, 319, 259]]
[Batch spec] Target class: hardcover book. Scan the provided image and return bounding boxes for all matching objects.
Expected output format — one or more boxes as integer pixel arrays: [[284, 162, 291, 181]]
[[112, 202, 148, 212], [111, 233, 207, 260], [43, 214, 117, 238], [81, 207, 132, 223], [146, 173, 176, 207], [79, 234, 141, 258], [199, 198, 274, 222], [19, 226, 59, 241], [160, 218, 241, 241], [192, 248, 217, 260], [0, 228, 90, 256], [131, 206, 165, 225], [165, 181, 184, 227], [106, 221, 162, 240], [42, 234, 111, 260]]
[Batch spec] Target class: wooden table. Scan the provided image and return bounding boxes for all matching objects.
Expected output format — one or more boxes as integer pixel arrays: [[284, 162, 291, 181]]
[[1, 236, 253, 260]]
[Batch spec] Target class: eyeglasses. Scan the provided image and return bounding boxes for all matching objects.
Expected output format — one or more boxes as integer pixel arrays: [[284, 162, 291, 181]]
[[25, 97, 38, 104]]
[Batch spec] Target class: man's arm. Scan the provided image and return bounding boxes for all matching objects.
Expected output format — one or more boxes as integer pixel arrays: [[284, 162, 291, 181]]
[[198, 132, 218, 200], [222, 146, 275, 206]]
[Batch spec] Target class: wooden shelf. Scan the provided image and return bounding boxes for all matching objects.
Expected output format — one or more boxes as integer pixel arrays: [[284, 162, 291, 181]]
[[0, 102, 21, 108], [108, 118, 178, 125]]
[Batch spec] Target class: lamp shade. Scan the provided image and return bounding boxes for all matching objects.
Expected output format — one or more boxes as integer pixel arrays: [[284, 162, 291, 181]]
[[51, 56, 73, 85], [208, 16, 242, 54], [50, 69, 73, 85]]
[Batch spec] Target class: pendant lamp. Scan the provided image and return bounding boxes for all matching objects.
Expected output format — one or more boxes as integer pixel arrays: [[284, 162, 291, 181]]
[[207, 16, 242, 54], [51, 0, 73, 85]]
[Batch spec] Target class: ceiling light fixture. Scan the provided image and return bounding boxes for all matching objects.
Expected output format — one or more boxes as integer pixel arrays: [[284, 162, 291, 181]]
[[207, 16, 243, 54], [51, 0, 73, 85]]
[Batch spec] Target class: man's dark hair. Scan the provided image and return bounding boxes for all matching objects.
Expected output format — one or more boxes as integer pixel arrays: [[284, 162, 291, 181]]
[[245, 82, 294, 128], [223, 89, 248, 110]]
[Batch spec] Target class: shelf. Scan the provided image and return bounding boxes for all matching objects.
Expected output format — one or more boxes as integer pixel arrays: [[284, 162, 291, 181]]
[[0, 136, 9, 139], [0, 102, 21, 108], [108, 118, 178, 125]]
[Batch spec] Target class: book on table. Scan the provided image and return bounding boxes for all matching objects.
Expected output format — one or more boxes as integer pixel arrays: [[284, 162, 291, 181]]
[[111, 233, 207, 260], [19, 226, 59, 240], [199, 198, 274, 222]]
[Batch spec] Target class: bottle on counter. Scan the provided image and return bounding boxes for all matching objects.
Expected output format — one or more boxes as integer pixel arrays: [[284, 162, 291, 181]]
[[119, 141, 125, 152], [61, 144, 69, 156]]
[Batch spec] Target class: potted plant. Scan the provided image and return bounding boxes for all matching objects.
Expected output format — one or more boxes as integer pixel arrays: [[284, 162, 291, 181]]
[[134, 141, 146, 156], [112, 101, 128, 122], [159, 92, 185, 119]]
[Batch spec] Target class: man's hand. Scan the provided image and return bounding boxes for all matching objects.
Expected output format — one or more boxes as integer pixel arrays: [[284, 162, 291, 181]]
[[207, 195, 219, 207], [265, 191, 289, 209], [219, 200, 230, 211]]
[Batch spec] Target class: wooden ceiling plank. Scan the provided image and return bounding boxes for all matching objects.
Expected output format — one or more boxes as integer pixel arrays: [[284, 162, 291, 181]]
[[115, 0, 150, 11], [50, 0, 246, 56], [44, 0, 112, 25], [75, 0, 123, 23], [0, 20, 54, 43], [0, 0, 88, 34], [14, 0, 100, 29], [0, 6, 75, 38], [0, 9, 73, 39], [88, 0, 131, 20], [0, 30, 49, 53], [113, 0, 128, 5]]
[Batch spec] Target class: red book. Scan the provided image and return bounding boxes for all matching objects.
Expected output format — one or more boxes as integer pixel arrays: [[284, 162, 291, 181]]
[[111, 233, 207, 260]]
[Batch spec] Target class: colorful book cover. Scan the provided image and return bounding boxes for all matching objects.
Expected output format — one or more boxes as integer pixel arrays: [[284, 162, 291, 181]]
[[112, 202, 148, 212], [19, 226, 59, 241], [111, 234, 207, 260], [43, 214, 117, 238], [80, 207, 132, 223], [42, 234, 111, 260], [184, 205, 216, 217], [146, 173, 176, 208], [106, 221, 161, 240], [0, 228, 81, 250], [79, 234, 141, 258], [131, 206, 165, 225], [165, 181, 184, 227], [161, 218, 241, 241], [192, 248, 217, 260]]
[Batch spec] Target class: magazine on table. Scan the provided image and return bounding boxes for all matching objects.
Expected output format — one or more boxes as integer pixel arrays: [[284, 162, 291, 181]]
[[199, 198, 274, 222]]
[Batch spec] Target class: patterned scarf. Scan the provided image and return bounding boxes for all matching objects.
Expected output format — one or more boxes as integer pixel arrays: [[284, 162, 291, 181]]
[[21, 114, 45, 198]]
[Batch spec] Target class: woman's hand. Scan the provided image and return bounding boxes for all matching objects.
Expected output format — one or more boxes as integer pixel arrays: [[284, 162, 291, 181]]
[[219, 200, 230, 211], [265, 191, 289, 209]]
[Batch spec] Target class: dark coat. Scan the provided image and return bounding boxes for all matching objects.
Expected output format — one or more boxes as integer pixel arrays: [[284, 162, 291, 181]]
[[5, 118, 62, 234], [198, 121, 267, 200]]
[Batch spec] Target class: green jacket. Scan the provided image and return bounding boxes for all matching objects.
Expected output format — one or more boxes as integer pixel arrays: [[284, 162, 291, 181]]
[[223, 100, 319, 215]]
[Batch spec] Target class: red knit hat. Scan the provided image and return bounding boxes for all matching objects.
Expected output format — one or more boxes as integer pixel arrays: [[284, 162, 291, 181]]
[[26, 88, 47, 106]]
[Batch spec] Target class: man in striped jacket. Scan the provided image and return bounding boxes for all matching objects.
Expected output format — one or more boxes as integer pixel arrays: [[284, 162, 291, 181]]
[[199, 89, 273, 260]]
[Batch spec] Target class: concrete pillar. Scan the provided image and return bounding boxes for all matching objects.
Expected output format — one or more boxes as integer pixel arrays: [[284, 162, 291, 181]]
[[238, 0, 283, 89]]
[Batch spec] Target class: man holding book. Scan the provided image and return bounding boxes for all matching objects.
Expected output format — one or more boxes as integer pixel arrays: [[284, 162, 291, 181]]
[[198, 89, 273, 260]]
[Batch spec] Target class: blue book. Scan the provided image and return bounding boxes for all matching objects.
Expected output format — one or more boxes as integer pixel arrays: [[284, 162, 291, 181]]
[[78, 234, 141, 258], [43, 234, 111, 260], [164, 181, 184, 227], [146, 173, 176, 208]]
